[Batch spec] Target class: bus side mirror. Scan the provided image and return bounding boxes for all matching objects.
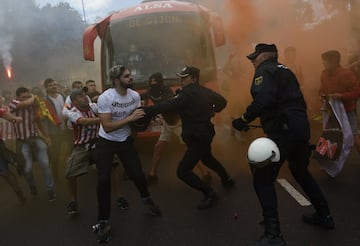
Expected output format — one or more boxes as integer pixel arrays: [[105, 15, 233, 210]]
[[83, 25, 98, 61]]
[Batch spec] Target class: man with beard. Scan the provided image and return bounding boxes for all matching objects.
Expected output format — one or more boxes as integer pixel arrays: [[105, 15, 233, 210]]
[[92, 65, 161, 244], [142, 72, 212, 185]]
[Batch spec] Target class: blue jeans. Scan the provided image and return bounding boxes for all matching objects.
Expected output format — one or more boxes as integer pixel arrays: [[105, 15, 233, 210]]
[[19, 137, 54, 191]]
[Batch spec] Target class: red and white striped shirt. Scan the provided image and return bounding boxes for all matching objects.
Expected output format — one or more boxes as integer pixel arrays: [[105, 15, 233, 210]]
[[9, 100, 40, 140], [0, 106, 15, 141], [68, 103, 99, 145]]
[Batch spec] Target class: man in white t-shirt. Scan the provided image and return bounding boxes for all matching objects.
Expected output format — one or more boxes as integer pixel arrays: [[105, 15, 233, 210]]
[[92, 65, 161, 244]]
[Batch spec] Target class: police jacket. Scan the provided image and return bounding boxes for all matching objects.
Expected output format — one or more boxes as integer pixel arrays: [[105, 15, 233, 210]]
[[243, 58, 310, 140], [145, 82, 226, 139]]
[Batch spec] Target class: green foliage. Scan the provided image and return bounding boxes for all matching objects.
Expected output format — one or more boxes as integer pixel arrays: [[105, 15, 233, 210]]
[[0, 0, 87, 87]]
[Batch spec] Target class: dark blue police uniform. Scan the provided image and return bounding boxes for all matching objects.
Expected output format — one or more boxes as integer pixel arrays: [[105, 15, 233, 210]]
[[233, 44, 334, 246], [145, 66, 234, 209], [245, 57, 330, 217]]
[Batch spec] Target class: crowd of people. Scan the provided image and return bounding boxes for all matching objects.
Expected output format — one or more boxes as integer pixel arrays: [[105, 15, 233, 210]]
[[1, 43, 360, 245]]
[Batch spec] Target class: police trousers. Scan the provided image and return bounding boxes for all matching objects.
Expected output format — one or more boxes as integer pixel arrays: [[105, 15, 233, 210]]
[[179, 134, 230, 195], [252, 139, 330, 219]]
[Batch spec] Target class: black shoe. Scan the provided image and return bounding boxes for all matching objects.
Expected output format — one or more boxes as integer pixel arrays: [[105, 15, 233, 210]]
[[66, 201, 78, 215], [96, 221, 111, 244], [91, 223, 101, 233], [143, 197, 161, 216], [247, 233, 286, 246], [147, 174, 158, 186], [197, 191, 218, 210], [302, 213, 335, 230], [116, 197, 129, 210], [221, 177, 235, 188]]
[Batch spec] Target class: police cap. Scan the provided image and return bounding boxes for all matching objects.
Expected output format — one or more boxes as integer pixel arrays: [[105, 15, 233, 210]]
[[176, 66, 200, 78], [247, 43, 278, 60]]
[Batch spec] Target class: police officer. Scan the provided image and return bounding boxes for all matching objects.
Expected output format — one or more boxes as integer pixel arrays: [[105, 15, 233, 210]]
[[142, 72, 212, 185], [144, 66, 234, 210], [232, 44, 334, 246]]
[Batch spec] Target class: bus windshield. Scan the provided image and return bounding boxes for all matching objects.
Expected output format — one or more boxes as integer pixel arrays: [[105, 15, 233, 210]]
[[102, 12, 216, 89]]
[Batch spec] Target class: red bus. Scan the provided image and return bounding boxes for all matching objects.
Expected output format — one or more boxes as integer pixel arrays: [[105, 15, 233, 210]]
[[82, 0, 226, 136]]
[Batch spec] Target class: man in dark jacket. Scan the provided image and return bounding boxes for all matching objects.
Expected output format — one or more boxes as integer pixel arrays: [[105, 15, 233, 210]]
[[144, 66, 234, 210], [142, 72, 212, 185], [232, 44, 334, 246]]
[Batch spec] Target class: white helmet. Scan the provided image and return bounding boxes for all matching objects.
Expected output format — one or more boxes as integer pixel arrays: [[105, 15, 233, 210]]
[[247, 137, 280, 168]]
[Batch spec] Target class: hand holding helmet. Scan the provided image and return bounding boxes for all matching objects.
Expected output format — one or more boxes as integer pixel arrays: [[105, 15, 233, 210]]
[[247, 137, 280, 168], [129, 107, 152, 132], [232, 115, 249, 131]]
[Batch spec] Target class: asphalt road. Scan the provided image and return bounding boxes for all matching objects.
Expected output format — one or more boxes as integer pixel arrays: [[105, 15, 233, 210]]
[[1, 125, 359, 246]]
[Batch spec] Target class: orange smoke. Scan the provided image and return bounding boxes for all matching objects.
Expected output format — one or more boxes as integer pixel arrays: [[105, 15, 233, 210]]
[[221, 0, 359, 117]]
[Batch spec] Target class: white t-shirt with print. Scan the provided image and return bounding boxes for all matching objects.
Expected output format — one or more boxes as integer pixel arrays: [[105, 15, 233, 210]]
[[97, 88, 140, 142]]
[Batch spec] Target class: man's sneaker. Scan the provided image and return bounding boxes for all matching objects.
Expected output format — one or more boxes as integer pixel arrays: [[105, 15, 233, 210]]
[[116, 197, 129, 210], [48, 190, 56, 202], [302, 213, 335, 230], [91, 222, 101, 233], [143, 197, 161, 216], [66, 201, 78, 215], [247, 233, 286, 246], [30, 185, 38, 196], [147, 174, 158, 186], [197, 191, 218, 210], [96, 221, 111, 244], [221, 177, 235, 188]]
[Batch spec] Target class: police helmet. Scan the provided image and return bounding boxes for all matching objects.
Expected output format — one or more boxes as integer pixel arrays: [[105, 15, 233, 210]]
[[247, 137, 280, 168]]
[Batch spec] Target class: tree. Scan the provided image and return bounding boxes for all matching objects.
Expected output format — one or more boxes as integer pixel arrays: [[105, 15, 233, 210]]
[[0, 0, 88, 89]]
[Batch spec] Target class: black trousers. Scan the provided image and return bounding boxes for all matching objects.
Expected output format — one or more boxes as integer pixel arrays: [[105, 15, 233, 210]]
[[94, 136, 149, 221], [252, 139, 330, 219], [179, 134, 230, 195]]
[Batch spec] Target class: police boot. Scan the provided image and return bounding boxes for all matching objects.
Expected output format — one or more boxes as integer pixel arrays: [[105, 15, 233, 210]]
[[247, 217, 286, 246]]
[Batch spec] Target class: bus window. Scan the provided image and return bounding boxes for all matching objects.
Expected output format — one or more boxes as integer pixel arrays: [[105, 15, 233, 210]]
[[102, 12, 216, 89]]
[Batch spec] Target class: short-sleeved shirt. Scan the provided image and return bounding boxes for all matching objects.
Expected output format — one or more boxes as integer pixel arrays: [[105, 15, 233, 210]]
[[97, 88, 141, 142], [0, 107, 14, 141], [9, 100, 40, 140], [68, 103, 99, 145]]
